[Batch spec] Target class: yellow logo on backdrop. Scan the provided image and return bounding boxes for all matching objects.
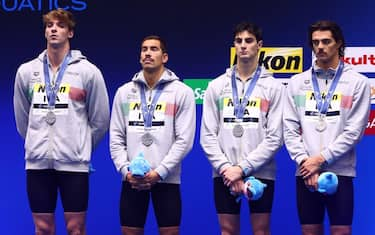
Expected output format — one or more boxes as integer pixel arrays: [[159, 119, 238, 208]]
[[230, 47, 303, 73]]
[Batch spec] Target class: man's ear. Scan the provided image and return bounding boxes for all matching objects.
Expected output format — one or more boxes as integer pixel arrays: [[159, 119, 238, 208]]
[[68, 30, 74, 39], [257, 40, 263, 49], [162, 53, 168, 64]]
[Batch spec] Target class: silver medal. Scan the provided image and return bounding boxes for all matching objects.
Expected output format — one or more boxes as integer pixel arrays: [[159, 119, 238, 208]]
[[141, 132, 153, 146], [45, 110, 56, 125], [233, 124, 244, 137], [315, 118, 327, 132]]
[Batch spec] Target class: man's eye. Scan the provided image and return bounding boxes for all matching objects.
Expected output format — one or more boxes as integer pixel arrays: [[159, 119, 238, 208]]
[[312, 39, 332, 46], [244, 38, 254, 44], [235, 38, 254, 44], [235, 38, 243, 44]]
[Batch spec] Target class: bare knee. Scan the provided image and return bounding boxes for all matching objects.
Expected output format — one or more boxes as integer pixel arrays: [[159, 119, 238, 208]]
[[331, 225, 351, 235], [121, 226, 144, 235], [251, 213, 270, 235], [252, 225, 270, 235], [34, 222, 55, 235], [66, 222, 85, 235], [64, 212, 86, 235], [301, 224, 324, 235], [218, 214, 240, 235], [159, 226, 179, 235], [32, 213, 55, 235]]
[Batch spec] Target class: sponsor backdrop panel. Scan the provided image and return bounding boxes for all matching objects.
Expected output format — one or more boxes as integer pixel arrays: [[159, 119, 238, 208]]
[[1, 1, 375, 234]]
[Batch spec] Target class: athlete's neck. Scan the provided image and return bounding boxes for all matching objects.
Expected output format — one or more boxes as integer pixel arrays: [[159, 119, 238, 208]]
[[316, 56, 340, 71], [237, 57, 258, 81], [143, 67, 165, 89], [47, 44, 70, 71]]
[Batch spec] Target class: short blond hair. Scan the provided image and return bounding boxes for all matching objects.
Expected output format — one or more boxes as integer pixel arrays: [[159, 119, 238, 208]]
[[43, 8, 76, 31]]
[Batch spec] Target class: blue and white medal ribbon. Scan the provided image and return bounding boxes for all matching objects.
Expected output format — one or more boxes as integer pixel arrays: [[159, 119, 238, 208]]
[[139, 82, 164, 146], [231, 65, 261, 137], [43, 52, 71, 125], [311, 61, 344, 132]]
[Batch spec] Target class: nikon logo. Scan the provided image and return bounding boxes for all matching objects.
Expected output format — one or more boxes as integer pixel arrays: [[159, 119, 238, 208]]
[[230, 47, 303, 73]]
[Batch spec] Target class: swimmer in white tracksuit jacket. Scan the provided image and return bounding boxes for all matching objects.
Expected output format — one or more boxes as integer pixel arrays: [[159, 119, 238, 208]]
[[283, 20, 371, 234], [200, 21, 284, 235]]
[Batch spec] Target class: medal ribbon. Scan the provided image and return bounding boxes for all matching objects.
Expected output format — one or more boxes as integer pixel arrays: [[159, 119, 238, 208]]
[[231, 65, 262, 119], [43, 52, 71, 108], [311, 61, 344, 115], [139, 82, 165, 128]]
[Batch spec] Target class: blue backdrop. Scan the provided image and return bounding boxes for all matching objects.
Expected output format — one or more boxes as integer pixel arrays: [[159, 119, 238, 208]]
[[1, 1, 375, 234]]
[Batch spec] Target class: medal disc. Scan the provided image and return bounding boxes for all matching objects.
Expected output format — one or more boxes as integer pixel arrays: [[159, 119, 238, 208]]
[[142, 132, 153, 146], [233, 124, 244, 137], [45, 111, 56, 125], [315, 119, 327, 132]]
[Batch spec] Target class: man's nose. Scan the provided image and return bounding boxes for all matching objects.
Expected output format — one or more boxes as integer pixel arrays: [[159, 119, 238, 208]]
[[144, 50, 152, 56], [317, 41, 326, 48], [50, 24, 57, 32], [240, 43, 247, 50], [240, 40, 248, 47]]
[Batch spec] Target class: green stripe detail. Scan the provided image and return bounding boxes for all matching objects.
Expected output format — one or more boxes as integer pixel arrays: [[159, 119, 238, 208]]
[[121, 103, 129, 116], [293, 95, 305, 107], [218, 98, 224, 110], [28, 88, 33, 99]]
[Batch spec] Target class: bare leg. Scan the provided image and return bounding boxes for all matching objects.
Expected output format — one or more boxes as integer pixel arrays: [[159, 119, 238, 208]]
[[218, 214, 240, 235], [330, 225, 351, 235], [159, 226, 180, 235], [250, 213, 271, 235], [301, 224, 324, 235], [32, 213, 55, 235], [121, 226, 144, 235], [64, 211, 86, 235]]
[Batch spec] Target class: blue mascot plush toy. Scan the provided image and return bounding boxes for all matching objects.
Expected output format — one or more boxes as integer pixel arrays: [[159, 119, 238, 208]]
[[233, 176, 267, 202], [317, 172, 338, 195], [243, 176, 267, 200], [128, 152, 151, 177]]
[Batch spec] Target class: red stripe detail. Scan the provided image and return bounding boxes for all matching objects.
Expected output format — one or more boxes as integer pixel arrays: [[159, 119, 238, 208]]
[[340, 95, 353, 109], [260, 99, 269, 112], [69, 87, 87, 102], [165, 103, 177, 116]]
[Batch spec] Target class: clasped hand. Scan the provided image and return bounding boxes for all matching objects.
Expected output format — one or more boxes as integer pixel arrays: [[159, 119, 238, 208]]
[[299, 155, 325, 179], [126, 170, 161, 191], [221, 166, 243, 188]]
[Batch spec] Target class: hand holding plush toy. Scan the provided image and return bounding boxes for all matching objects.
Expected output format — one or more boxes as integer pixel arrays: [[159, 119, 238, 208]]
[[317, 172, 338, 195], [233, 176, 267, 202], [243, 176, 267, 200], [128, 152, 151, 178]]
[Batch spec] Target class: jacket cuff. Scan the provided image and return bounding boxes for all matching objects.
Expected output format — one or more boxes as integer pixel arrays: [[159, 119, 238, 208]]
[[295, 155, 308, 166], [155, 165, 168, 181], [120, 166, 129, 180], [320, 149, 334, 164], [238, 162, 253, 177], [217, 162, 232, 175]]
